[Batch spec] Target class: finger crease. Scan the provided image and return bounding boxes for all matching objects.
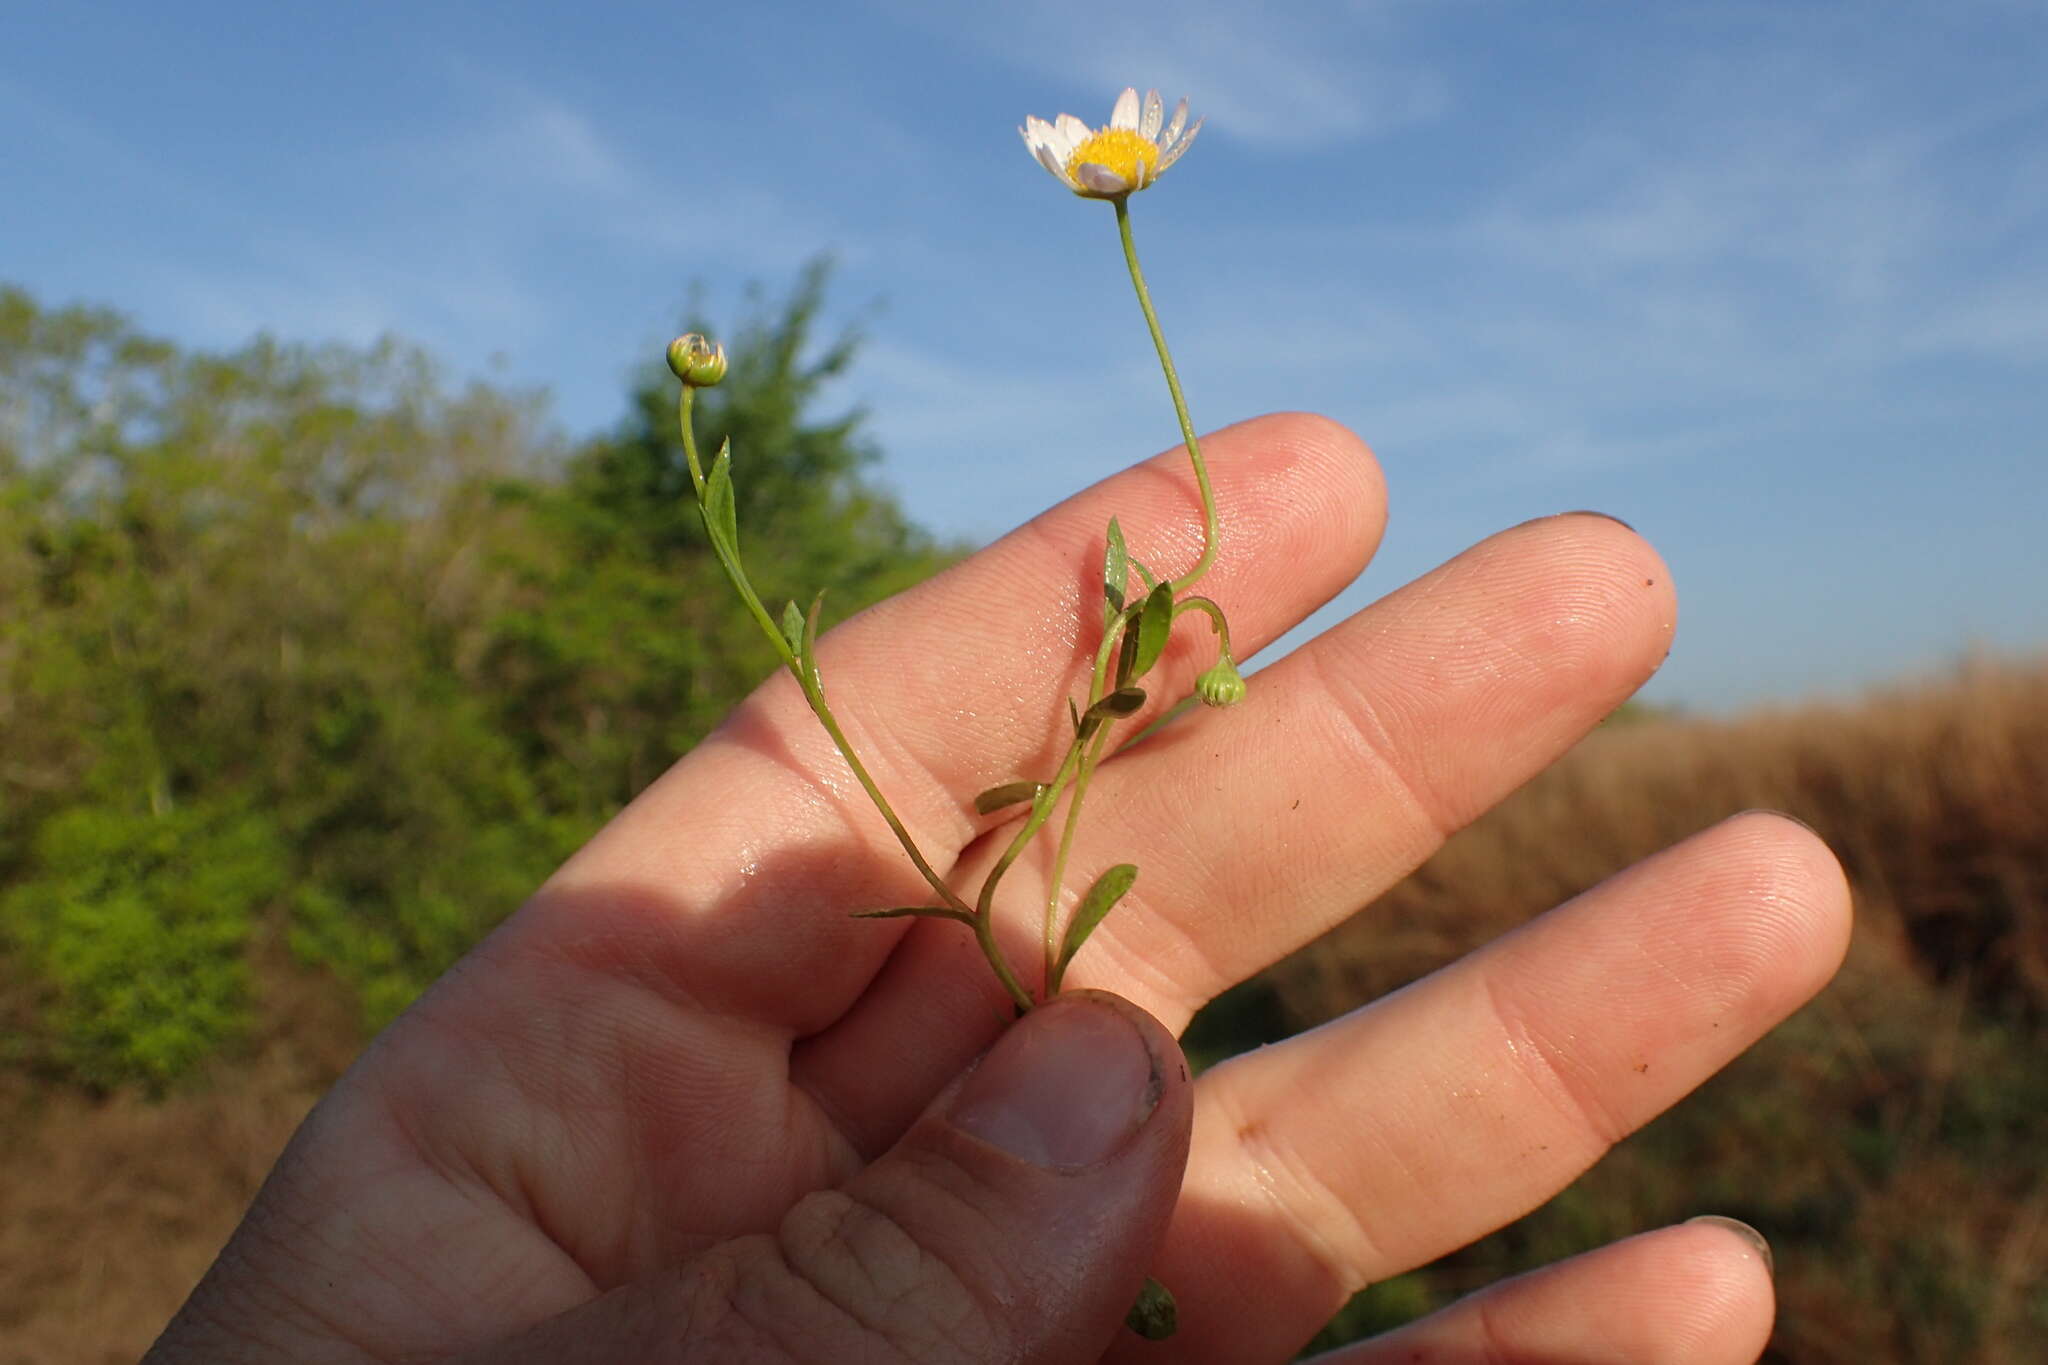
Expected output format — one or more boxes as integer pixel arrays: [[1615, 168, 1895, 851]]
[[1303, 644, 1461, 848], [1481, 967, 1634, 1152], [1219, 1084, 1386, 1298]]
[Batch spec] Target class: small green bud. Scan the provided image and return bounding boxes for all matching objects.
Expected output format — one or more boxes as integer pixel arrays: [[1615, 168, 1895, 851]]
[[1194, 652, 1246, 707], [1125, 1276, 1178, 1339], [667, 333, 727, 387]]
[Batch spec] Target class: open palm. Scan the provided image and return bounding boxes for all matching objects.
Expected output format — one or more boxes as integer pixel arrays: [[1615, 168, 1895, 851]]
[[148, 414, 1847, 1364]]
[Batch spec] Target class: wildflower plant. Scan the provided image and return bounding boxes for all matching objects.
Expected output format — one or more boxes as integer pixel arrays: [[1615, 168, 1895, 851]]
[[669, 88, 1235, 1025], [670, 81, 1221, 1343]]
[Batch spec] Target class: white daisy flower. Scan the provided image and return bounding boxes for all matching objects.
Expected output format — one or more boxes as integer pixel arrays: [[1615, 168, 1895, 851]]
[[1020, 88, 1202, 199]]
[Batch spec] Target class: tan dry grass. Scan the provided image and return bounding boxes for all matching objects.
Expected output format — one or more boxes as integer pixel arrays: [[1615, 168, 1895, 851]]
[[0, 945, 357, 1365], [1274, 655, 2048, 1023], [1270, 656, 2048, 1362], [0, 1053, 317, 1364]]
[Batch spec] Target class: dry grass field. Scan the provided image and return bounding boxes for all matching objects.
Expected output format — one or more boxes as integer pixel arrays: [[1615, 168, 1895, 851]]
[[1264, 656, 2048, 1361], [3, 659, 2044, 1362], [0, 938, 366, 1365]]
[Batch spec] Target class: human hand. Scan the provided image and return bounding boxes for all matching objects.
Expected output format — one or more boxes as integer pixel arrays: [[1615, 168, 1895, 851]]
[[145, 414, 1849, 1363]]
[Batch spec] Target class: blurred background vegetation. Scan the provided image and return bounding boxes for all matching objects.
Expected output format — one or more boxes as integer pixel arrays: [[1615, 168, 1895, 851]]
[[0, 265, 951, 1083], [2, 273, 2042, 1362]]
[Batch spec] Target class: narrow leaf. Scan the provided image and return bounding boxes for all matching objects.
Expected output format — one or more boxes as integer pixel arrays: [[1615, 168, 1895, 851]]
[[851, 905, 972, 924], [1058, 863, 1138, 973], [780, 600, 805, 656], [1115, 614, 1141, 687], [973, 780, 1043, 815], [1102, 517, 1129, 617], [1124, 1277, 1178, 1340], [1084, 687, 1146, 722], [1068, 697, 1083, 736], [1130, 558, 1159, 593], [703, 439, 738, 559], [1130, 581, 1175, 681]]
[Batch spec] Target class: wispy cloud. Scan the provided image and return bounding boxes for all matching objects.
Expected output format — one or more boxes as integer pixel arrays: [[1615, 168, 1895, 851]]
[[121, 68, 838, 365], [891, 0, 1451, 148], [403, 68, 830, 269]]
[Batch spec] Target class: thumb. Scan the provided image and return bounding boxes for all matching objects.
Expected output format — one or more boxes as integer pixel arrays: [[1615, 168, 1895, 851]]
[[471, 990, 1194, 1365]]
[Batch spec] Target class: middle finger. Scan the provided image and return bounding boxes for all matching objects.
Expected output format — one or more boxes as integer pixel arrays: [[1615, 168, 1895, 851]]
[[795, 512, 1675, 1148]]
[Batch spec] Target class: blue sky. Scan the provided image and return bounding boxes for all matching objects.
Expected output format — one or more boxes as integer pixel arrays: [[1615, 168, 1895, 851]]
[[7, 0, 2046, 711]]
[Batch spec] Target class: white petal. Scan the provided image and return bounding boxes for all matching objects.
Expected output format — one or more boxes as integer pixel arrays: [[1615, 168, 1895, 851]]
[[1161, 98, 1189, 148], [1156, 116, 1202, 172], [1110, 87, 1140, 130], [1036, 141, 1076, 187], [1076, 162, 1131, 194], [1140, 89, 1164, 139], [1024, 115, 1067, 161], [1056, 113, 1090, 150]]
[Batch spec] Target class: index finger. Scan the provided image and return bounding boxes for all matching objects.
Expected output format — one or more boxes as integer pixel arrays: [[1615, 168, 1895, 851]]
[[517, 414, 1386, 1027]]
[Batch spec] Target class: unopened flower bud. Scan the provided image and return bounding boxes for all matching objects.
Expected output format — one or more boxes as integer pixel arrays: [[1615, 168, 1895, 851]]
[[667, 333, 727, 387], [1194, 652, 1245, 707]]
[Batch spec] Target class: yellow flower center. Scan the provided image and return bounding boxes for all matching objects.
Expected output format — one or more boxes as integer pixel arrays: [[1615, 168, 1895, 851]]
[[1066, 128, 1157, 187]]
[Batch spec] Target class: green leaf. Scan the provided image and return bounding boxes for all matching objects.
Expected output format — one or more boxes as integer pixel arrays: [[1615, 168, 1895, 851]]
[[703, 439, 738, 559], [1068, 697, 1083, 736], [1084, 687, 1146, 722], [1058, 863, 1138, 974], [973, 780, 1043, 815], [1103, 517, 1129, 618], [1124, 1277, 1178, 1340], [1115, 613, 1142, 687], [780, 600, 805, 656], [851, 905, 972, 923], [1131, 581, 1175, 681], [1130, 558, 1159, 593]]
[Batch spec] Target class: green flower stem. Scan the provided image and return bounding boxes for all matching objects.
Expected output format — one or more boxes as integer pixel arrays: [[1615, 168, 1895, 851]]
[[1114, 197, 1218, 593], [679, 384, 1033, 1013], [1173, 595, 1232, 656], [1038, 598, 1238, 987], [970, 601, 1134, 988], [680, 387, 707, 495], [980, 733, 1085, 939], [1034, 612, 1135, 982], [1042, 722, 1115, 995]]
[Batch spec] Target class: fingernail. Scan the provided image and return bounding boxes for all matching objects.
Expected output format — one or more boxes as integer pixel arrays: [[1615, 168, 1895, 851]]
[[1688, 1215, 1774, 1277], [1735, 807, 1824, 841], [948, 995, 1162, 1170], [1562, 509, 1637, 532]]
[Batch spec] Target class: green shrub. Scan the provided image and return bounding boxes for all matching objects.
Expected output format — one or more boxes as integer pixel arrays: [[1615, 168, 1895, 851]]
[[1, 800, 284, 1089]]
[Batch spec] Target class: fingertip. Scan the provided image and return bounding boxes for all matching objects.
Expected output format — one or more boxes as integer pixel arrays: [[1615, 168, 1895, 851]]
[[1685, 1214, 1775, 1279], [1059, 988, 1193, 1085], [946, 990, 1191, 1170], [1539, 508, 1679, 647], [1429, 510, 1677, 730], [1224, 409, 1378, 481], [1319, 1220, 1778, 1364], [1659, 1218, 1778, 1358], [1715, 809, 1856, 997], [1203, 411, 1387, 597]]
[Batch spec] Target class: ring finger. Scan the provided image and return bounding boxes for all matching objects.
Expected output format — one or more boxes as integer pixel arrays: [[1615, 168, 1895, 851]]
[[1106, 811, 1849, 1363]]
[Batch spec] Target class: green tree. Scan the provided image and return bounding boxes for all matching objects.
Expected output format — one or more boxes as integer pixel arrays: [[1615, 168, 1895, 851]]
[[477, 258, 958, 810], [0, 266, 952, 1086]]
